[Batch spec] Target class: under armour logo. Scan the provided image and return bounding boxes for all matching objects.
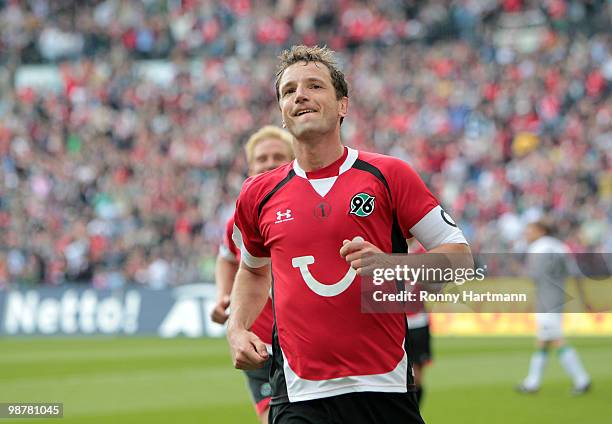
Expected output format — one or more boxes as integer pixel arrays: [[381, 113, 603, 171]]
[[275, 209, 294, 224]]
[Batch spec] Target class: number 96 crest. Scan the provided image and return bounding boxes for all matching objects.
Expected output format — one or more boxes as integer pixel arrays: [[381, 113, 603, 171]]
[[349, 193, 375, 217]]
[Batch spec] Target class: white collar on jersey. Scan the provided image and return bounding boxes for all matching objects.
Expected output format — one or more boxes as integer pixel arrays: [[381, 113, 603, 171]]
[[292, 147, 359, 197], [292, 146, 359, 179]]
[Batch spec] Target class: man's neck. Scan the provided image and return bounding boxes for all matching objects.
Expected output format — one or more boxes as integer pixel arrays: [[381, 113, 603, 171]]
[[293, 132, 344, 172]]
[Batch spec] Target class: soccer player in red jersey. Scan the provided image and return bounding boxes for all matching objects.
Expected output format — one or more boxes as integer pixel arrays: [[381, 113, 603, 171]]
[[227, 45, 473, 423], [211, 125, 294, 423]]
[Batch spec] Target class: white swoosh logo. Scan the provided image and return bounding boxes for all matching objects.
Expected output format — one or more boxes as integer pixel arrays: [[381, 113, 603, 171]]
[[292, 256, 357, 297]]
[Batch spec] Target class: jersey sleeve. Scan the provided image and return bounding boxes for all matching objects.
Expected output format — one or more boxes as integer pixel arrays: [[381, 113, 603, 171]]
[[231, 178, 271, 268], [388, 159, 467, 250], [218, 216, 239, 264]]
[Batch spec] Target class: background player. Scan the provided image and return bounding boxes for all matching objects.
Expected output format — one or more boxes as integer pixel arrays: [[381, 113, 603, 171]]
[[211, 125, 294, 423], [228, 45, 473, 423], [516, 220, 591, 395]]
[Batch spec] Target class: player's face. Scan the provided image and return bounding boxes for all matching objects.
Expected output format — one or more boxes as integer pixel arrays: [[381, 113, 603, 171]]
[[249, 137, 292, 176], [278, 61, 347, 140], [524, 224, 543, 244]]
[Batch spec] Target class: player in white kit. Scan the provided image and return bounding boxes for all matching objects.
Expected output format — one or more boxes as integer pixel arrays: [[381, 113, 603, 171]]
[[517, 220, 591, 395]]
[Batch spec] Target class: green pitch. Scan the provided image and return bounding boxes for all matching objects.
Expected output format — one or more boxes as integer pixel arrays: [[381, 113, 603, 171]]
[[0, 336, 610, 423]]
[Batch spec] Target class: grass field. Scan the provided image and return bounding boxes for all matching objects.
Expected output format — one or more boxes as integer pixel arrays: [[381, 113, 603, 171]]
[[0, 336, 610, 423]]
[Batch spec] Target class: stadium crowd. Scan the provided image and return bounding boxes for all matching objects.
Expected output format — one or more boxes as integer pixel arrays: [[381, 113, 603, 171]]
[[0, 0, 610, 288]]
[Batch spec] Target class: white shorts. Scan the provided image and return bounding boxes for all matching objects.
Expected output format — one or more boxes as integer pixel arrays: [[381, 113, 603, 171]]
[[535, 313, 563, 341]]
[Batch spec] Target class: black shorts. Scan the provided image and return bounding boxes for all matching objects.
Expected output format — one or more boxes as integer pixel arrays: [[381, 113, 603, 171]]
[[244, 356, 273, 415], [406, 325, 432, 367], [269, 391, 424, 424]]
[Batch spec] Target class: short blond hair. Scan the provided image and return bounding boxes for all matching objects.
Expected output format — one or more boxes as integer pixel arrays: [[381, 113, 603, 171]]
[[244, 125, 294, 164]]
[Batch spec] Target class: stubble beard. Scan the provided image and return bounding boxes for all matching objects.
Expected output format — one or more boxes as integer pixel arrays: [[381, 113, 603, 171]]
[[289, 116, 335, 142]]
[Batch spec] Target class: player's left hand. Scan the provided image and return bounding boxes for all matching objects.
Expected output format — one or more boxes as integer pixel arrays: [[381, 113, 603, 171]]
[[340, 236, 383, 275]]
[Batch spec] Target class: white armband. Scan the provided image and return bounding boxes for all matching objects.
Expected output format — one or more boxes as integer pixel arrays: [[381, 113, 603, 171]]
[[409, 205, 468, 250]]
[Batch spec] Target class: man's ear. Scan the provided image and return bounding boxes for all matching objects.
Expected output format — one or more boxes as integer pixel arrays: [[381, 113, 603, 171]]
[[339, 96, 348, 117]]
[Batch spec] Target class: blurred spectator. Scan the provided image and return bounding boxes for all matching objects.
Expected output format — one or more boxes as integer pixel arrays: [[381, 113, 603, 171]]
[[0, 0, 610, 288]]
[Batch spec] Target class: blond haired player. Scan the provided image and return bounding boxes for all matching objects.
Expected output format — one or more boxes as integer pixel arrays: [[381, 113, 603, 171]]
[[211, 125, 294, 423]]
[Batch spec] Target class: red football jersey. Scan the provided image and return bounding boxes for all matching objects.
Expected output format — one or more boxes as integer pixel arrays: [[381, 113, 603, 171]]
[[233, 147, 465, 403], [220, 216, 274, 345]]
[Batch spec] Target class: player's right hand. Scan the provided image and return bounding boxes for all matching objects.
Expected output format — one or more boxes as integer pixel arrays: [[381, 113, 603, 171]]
[[227, 328, 269, 370], [210, 295, 231, 324]]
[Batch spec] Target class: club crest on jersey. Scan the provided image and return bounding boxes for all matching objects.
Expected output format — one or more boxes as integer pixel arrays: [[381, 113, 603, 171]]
[[349, 193, 375, 217], [275, 209, 293, 224]]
